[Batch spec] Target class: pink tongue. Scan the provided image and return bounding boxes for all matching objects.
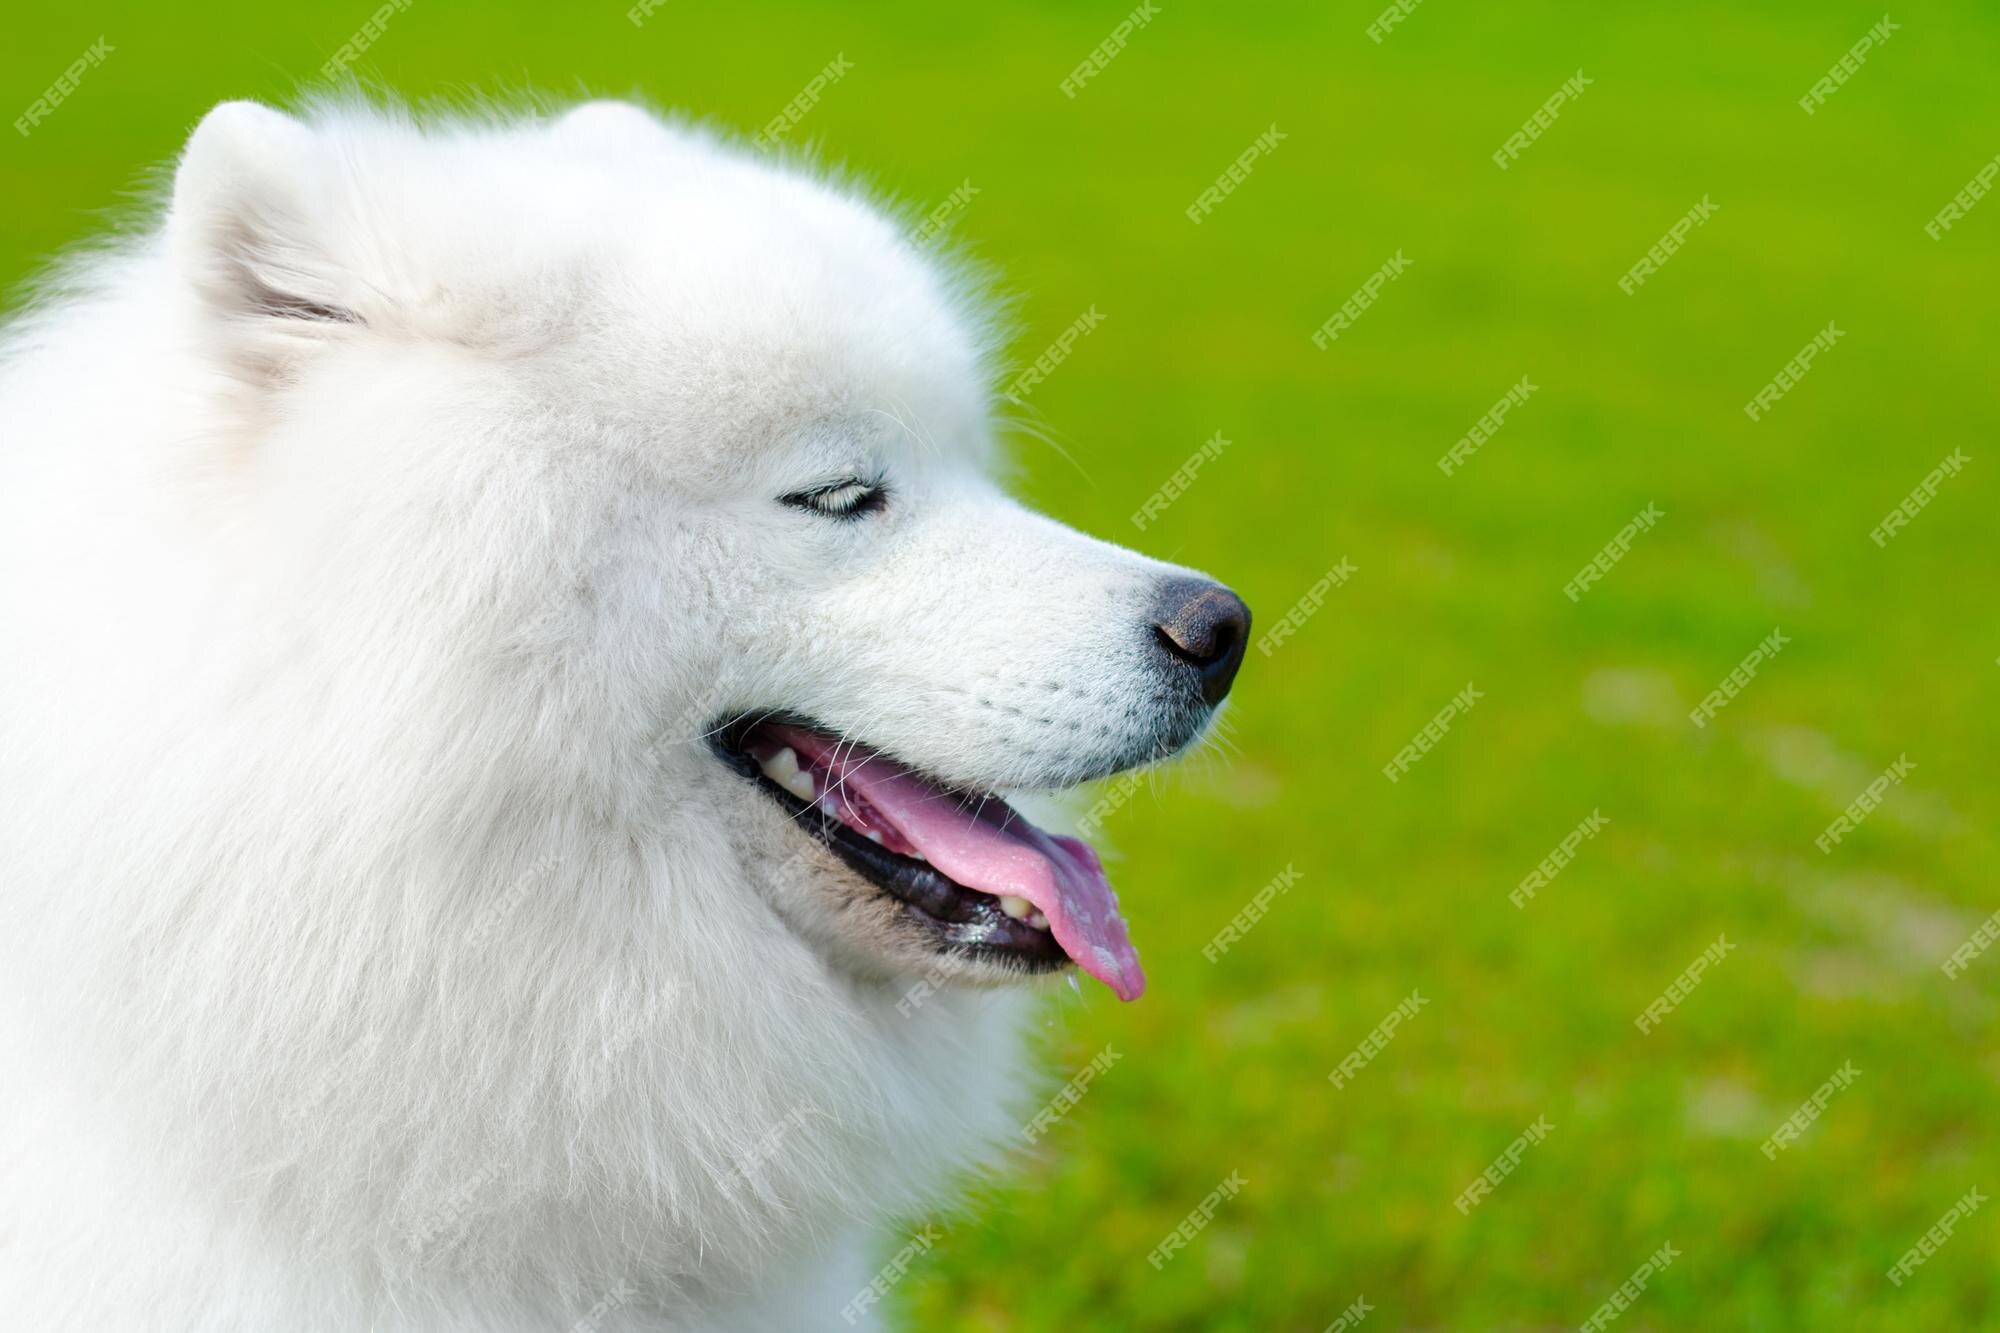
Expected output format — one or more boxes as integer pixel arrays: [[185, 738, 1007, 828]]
[[765, 725, 1144, 1001]]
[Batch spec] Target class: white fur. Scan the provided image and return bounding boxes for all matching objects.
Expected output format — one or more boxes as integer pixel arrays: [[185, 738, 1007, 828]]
[[0, 98, 1209, 1330]]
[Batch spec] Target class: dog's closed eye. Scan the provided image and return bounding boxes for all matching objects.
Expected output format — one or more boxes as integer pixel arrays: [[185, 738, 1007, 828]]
[[780, 478, 888, 521]]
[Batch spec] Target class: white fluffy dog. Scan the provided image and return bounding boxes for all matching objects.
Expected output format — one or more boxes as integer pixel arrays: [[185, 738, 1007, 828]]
[[0, 98, 1248, 1330]]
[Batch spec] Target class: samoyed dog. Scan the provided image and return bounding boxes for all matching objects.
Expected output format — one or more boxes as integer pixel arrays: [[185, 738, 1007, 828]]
[[0, 98, 1248, 1330]]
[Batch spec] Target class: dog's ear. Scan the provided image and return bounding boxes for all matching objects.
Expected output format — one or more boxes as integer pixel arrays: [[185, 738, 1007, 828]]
[[551, 99, 710, 172], [169, 101, 362, 363], [550, 99, 674, 152]]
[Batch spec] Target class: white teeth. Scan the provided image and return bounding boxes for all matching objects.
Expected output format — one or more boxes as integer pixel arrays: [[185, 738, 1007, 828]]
[[864, 830, 883, 843], [998, 894, 1033, 921], [1028, 911, 1049, 930], [754, 746, 818, 802], [908, 849, 926, 863], [757, 746, 800, 782]]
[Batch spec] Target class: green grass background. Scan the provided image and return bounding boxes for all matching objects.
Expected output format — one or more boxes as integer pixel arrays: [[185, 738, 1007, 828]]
[[5, 2, 1997, 1328]]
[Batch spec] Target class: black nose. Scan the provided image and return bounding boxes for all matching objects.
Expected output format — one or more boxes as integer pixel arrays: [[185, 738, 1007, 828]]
[[1152, 578, 1252, 706]]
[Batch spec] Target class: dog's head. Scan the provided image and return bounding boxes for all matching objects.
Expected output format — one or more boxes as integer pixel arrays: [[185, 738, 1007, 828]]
[[166, 98, 1248, 1003]]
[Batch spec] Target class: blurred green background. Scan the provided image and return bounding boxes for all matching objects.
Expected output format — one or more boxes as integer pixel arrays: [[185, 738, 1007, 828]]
[[6, 2, 1997, 1329]]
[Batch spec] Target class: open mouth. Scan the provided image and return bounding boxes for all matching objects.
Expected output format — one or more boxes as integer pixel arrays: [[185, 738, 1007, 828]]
[[712, 717, 1145, 1001]]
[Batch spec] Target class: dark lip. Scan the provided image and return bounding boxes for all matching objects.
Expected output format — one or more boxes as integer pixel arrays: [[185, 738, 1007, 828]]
[[709, 714, 1070, 971]]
